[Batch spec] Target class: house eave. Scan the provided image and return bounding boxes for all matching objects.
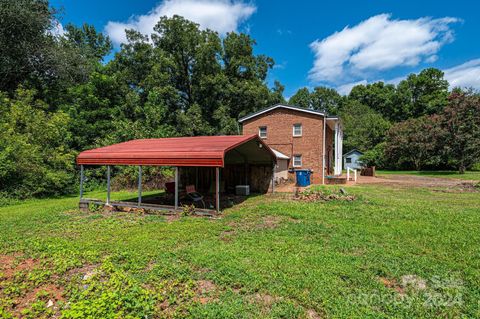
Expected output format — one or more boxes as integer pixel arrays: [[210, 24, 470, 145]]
[[238, 104, 326, 123]]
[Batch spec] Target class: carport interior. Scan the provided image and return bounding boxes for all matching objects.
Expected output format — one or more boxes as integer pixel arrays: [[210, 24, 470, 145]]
[[76, 135, 276, 214]]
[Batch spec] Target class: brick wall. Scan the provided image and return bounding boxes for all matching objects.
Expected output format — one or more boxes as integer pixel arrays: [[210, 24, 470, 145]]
[[242, 108, 331, 184]]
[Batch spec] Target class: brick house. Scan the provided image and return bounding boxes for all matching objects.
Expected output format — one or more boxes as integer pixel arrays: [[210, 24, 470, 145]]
[[239, 104, 343, 184]]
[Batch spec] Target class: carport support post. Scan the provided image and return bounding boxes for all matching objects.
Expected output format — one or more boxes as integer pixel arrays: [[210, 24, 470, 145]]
[[138, 166, 142, 207], [195, 167, 198, 189], [271, 164, 275, 193], [174, 167, 179, 210], [79, 165, 84, 199], [215, 167, 220, 213], [106, 166, 111, 205]]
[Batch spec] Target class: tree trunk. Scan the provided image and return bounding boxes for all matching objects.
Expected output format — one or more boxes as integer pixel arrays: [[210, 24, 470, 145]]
[[414, 159, 421, 171]]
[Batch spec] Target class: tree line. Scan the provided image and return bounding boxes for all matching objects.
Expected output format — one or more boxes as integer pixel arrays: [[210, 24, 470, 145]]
[[1, 0, 479, 200], [0, 0, 284, 199], [288, 70, 480, 173]]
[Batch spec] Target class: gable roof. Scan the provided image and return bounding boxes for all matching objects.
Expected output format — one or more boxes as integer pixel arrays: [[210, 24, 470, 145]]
[[77, 135, 276, 167], [343, 149, 364, 157], [238, 103, 327, 123], [271, 148, 289, 160]]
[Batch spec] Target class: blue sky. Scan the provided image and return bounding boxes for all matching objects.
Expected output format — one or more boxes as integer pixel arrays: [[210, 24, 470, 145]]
[[51, 0, 480, 97]]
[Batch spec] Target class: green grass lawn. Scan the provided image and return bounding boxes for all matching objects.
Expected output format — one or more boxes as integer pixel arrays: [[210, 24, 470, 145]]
[[376, 170, 480, 181], [1, 185, 479, 318]]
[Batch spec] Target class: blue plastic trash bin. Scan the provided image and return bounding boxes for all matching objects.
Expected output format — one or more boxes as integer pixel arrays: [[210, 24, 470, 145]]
[[295, 169, 311, 187]]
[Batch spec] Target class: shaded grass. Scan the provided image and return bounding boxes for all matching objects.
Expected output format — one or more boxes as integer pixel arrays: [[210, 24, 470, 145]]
[[0, 185, 479, 318]]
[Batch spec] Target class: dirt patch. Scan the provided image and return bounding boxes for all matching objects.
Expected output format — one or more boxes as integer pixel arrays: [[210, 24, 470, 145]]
[[433, 182, 480, 193], [275, 182, 297, 193], [145, 261, 156, 272], [13, 283, 65, 316], [219, 229, 235, 242], [258, 216, 282, 229], [66, 263, 98, 282], [164, 214, 180, 222], [359, 174, 477, 189], [0, 254, 40, 280], [379, 277, 405, 294], [0, 254, 17, 266], [379, 274, 428, 296], [197, 280, 216, 294], [0, 254, 17, 279], [306, 308, 322, 319], [0, 255, 64, 317], [401, 274, 427, 291], [220, 216, 284, 241], [253, 293, 282, 306], [193, 280, 218, 304]]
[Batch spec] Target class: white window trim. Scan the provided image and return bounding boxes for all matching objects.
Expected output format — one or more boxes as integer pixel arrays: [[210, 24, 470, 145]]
[[293, 123, 302, 137], [258, 126, 267, 139], [293, 155, 302, 167]]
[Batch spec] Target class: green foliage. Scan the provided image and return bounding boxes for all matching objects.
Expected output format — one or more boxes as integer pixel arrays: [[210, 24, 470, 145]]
[[62, 23, 112, 62], [385, 115, 442, 170], [349, 82, 398, 120], [289, 86, 344, 114], [62, 72, 122, 150], [0, 0, 55, 93], [0, 89, 75, 197], [349, 68, 449, 122], [0, 6, 283, 198], [181, 204, 196, 216], [359, 142, 386, 168], [62, 260, 156, 319], [339, 100, 391, 152], [1, 0, 477, 196], [384, 91, 480, 172], [288, 87, 310, 108], [396, 68, 449, 119], [440, 91, 480, 173]]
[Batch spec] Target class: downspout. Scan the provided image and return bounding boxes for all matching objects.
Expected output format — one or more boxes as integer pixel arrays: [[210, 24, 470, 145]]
[[322, 112, 326, 185]]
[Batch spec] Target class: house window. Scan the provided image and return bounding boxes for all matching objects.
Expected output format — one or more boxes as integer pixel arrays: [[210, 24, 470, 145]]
[[293, 155, 302, 167], [293, 123, 302, 137], [259, 126, 267, 138], [346, 157, 352, 164]]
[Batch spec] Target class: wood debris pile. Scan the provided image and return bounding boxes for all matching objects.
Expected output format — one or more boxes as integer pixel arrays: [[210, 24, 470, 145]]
[[294, 189, 356, 202]]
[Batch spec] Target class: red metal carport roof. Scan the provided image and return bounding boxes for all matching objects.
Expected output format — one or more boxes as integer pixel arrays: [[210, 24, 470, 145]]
[[77, 134, 274, 167]]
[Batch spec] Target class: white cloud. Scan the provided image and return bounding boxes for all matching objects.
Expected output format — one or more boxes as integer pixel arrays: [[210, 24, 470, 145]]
[[309, 14, 459, 83], [273, 61, 287, 70], [50, 20, 65, 37], [337, 80, 367, 95], [335, 58, 480, 95], [444, 59, 480, 90], [105, 0, 256, 45]]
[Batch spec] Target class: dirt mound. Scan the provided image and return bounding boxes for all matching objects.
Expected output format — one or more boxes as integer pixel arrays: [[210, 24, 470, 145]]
[[294, 189, 356, 202]]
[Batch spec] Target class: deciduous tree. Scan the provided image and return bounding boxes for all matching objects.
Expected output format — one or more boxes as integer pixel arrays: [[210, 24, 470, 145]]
[[385, 115, 442, 170], [339, 100, 391, 152], [440, 91, 480, 173]]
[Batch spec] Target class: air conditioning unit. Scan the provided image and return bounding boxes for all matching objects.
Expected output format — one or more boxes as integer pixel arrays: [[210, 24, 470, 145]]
[[235, 185, 250, 196]]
